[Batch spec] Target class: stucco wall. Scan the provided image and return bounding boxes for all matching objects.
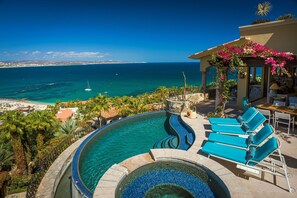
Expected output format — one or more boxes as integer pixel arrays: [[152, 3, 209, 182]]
[[240, 19, 297, 54]]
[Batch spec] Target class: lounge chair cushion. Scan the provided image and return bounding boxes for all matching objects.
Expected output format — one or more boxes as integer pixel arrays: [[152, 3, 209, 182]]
[[252, 137, 278, 163], [202, 142, 247, 164], [211, 125, 246, 135], [208, 133, 248, 148], [202, 137, 279, 166], [209, 107, 257, 126], [252, 124, 273, 145], [208, 118, 241, 125]]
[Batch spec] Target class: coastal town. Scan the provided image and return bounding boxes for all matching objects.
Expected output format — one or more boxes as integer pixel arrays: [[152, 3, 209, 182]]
[[0, 60, 137, 68]]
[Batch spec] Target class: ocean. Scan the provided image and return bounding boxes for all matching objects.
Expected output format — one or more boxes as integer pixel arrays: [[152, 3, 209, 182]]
[[0, 62, 216, 103]]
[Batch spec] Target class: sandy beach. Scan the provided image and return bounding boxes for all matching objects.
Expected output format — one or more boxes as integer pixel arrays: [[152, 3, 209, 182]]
[[0, 98, 49, 112]]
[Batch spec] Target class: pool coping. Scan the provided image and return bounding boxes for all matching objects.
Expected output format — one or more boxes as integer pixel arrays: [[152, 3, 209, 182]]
[[93, 149, 252, 197]]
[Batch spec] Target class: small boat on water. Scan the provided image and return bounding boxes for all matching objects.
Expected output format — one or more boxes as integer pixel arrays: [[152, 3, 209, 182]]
[[85, 81, 92, 91]]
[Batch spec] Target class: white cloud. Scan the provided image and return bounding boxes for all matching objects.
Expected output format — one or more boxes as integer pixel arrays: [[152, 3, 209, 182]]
[[31, 51, 41, 55], [45, 51, 107, 59], [0, 50, 109, 60]]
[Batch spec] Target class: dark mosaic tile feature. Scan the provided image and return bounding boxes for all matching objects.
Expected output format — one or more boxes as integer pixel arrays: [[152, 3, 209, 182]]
[[121, 170, 214, 198], [154, 114, 195, 149]]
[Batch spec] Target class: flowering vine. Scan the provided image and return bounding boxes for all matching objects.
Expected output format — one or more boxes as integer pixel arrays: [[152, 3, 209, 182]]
[[208, 41, 295, 117]]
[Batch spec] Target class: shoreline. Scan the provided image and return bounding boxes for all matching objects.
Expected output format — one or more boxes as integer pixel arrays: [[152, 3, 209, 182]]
[[0, 98, 53, 105], [0, 98, 50, 111], [0, 62, 148, 69]]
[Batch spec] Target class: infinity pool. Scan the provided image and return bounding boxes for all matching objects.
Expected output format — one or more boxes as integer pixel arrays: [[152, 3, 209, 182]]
[[75, 111, 168, 194]]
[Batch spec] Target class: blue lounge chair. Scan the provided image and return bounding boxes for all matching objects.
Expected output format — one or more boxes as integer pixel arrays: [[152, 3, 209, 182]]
[[207, 124, 274, 149], [209, 107, 258, 126], [242, 97, 250, 113], [211, 112, 266, 135], [201, 137, 292, 193]]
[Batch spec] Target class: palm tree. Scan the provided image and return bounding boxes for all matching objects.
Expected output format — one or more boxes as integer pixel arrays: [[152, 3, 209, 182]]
[[256, 1, 272, 19], [0, 111, 28, 175], [156, 86, 169, 109], [129, 97, 148, 114], [0, 144, 14, 171], [55, 119, 77, 137], [26, 110, 58, 159], [91, 95, 111, 127]]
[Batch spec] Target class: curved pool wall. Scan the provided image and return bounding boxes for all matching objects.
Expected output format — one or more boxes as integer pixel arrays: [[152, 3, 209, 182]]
[[153, 114, 195, 150], [72, 111, 169, 197], [116, 160, 230, 198]]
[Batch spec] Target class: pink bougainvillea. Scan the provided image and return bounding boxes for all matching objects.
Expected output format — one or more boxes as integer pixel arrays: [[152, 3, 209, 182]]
[[208, 40, 295, 117], [214, 41, 295, 75], [242, 41, 294, 75]]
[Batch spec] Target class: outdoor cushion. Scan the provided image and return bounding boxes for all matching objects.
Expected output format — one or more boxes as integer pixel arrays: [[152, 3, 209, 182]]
[[208, 124, 273, 149], [252, 124, 274, 145], [208, 133, 248, 148], [252, 137, 278, 163], [202, 137, 278, 166], [209, 107, 257, 126], [209, 118, 241, 125], [202, 141, 247, 164], [211, 125, 247, 135]]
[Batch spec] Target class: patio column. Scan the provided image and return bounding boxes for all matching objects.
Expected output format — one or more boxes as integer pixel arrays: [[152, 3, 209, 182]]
[[201, 71, 207, 93]]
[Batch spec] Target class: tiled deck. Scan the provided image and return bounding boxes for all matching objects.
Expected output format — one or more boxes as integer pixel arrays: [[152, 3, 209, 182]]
[[94, 101, 296, 197], [188, 100, 297, 197], [35, 100, 296, 198]]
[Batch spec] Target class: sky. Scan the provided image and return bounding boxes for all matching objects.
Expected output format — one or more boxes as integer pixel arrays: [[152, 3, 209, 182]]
[[0, 0, 296, 62]]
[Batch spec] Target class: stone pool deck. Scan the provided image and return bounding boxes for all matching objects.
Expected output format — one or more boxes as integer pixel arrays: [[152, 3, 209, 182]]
[[94, 150, 252, 197], [184, 100, 297, 197], [35, 100, 296, 198], [95, 102, 296, 197]]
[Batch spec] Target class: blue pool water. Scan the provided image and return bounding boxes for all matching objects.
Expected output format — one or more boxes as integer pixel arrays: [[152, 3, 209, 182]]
[[77, 112, 168, 193]]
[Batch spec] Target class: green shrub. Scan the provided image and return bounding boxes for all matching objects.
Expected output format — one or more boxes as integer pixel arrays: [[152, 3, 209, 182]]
[[7, 175, 32, 194], [276, 14, 294, 20], [252, 19, 271, 24]]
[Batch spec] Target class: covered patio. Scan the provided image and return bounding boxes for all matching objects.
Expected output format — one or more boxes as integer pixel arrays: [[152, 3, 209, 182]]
[[189, 19, 297, 107]]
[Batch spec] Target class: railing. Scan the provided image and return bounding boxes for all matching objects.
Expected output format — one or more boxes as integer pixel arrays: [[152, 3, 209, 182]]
[[26, 127, 92, 198]]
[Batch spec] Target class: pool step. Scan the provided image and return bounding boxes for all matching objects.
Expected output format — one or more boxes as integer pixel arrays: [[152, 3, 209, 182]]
[[154, 135, 177, 149], [153, 140, 163, 149], [169, 136, 178, 148], [153, 114, 195, 150]]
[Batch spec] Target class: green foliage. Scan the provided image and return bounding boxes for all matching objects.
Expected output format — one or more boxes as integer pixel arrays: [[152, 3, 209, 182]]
[[256, 76, 262, 83], [7, 175, 32, 194], [26, 110, 59, 159], [252, 19, 271, 24], [226, 79, 237, 88], [207, 82, 217, 89], [0, 111, 28, 175], [276, 14, 295, 20], [256, 1, 272, 17], [0, 144, 14, 171], [0, 111, 26, 139], [55, 119, 77, 137]]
